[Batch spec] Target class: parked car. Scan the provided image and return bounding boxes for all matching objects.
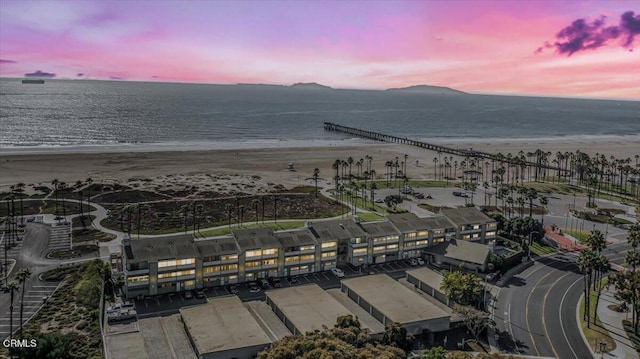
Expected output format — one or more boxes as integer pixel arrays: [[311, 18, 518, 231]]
[[374, 198, 384, 203], [259, 278, 270, 289], [409, 258, 418, 266], [247, 281, 261, 293], [227, 285, 239, 295], [195, 290, 206, 299], [106, 305, 121, 314], [183, 291, 194, 299], [268, 277, 282, 288], [416, 258, 425, 265], [413, 193, 425, 199], [453, 191, 469, 198], [287, 275, 299, 284], [331, 268, 345, 278]]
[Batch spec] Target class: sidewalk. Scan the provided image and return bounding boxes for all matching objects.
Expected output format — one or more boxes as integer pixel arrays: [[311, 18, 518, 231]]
[[596, 286, 639, 359]]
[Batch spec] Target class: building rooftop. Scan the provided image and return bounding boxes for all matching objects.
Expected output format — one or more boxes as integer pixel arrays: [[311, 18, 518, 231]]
[[125, 234, 199, 262], [309, 218, 367, 242], [442, 207, 495, 226], [194, 236, 239, 257], [406, 267, 444, 292], [267, 284, 365, 334], [233, 227, 281, 251], [419, 216, 456, 231], [124, 234, 241, 262], [180, 296, 272, 355], [275, 228, 317, 249], [341, 274, 450, 325], [425, 239, 490, 265], [360, 221, 400, 237], [387, 213, 433, 233]]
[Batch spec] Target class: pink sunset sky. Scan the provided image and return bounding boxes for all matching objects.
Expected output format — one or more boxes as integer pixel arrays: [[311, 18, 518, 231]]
[[1, 0, 638, 99]]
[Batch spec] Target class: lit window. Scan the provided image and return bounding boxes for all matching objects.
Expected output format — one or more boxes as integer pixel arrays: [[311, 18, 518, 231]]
[[321, 242, 337, 249], [158, 270, 195, 279], [486, 231, 496, 237], [285, 256, 300, 263], [203, 266, 220, 273], [405, 232, 417, 238], [246, 250, 262, 258], [415, 240, 428, 246], [300, 245, 315, 251], [221, 254, 238, 261], [322, 251, 336, 258], [220, 264, 237, 271], [417, 231, 428, 237], [353, 248, 367, 255], [300, 254, 315, 261], [245, 260, 261, 268], [128, 275, 149, 283], [433, 238, 445, 243], [387, 244, 398, 250], [473, 225, 481, 230], [262, 248, 278, 256], [373, 245, 386, 252], [263, 259, 277, 266]]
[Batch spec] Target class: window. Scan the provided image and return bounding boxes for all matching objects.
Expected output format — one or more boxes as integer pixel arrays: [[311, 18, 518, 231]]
[[221, 254, 238, 261], [246, 249, 262, 258], [415, 240, 428, 246], [184, 280, 195, 286], [354, 237, 364, 244], [404, 241, 416, 248], [262, 248, 278, 256], [373, 245, 386, 252], [322, 251, 336, 258], [285, 256, 300, 263], [300, 245, 315, 251], [353, 248, 367, 255], [433, 229, 444, 235], [204, 267, 218, 274], [159, 283, 175, 289], [433, 238, 445, 243], [158, 258, 194, 268], [127, 275, 149, 283], [463, 234, 471, 239], [300, 254, 315, 261], [245, 260, 261, 268], [405, 232, 417, 238], [486, 231, 496, 237], [158, 270, 195, 279], [387, 244, 398, 250], [473, 224, 481, 230], [321, 241, 337, 249], [220, 264, 238, 271], [262, 259, 277, 266], [417, 231, 428, 237]]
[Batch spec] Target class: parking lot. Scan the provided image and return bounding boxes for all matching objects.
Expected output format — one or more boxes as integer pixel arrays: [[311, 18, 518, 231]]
[[135, 259, 417, 317]]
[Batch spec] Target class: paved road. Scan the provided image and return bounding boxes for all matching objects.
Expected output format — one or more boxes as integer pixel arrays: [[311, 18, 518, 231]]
[[495, 242, 631, 359]]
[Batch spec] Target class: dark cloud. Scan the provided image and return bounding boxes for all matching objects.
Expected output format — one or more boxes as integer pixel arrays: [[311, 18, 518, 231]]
[[538, 11, 640, 56], [0, 59, 17, 64], [109, 76, 123, 80], [25, 70, 56, 78], [77, 73, 84, 77]]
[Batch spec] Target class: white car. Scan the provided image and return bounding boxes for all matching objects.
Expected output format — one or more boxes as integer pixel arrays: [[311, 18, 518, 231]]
[[416, 258, 425, 265], [409, 258, 419, 266], [331, 268, 345, 278]]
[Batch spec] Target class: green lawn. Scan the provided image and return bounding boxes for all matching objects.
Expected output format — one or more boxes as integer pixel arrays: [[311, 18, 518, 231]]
[[563, 229, 590, 244], [530, 242, 556, 256], [197, 221, 305, 237], [353, 212, 385, 222]]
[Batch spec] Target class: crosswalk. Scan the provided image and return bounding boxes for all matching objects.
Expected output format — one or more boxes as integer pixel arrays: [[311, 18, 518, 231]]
[[0, 282, 60, 340], [49, 223, 71, 251]]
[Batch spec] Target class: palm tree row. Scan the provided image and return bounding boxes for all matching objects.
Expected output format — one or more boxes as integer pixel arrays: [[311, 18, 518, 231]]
[[576, 229, 610, 328], [610, 223, 640, 335], [5, 268, 32, 343]]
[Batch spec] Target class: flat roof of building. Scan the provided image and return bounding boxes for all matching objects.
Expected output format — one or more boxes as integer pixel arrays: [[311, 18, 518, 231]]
[[125, 234, 240, 262], [275, 228, 317, 248], [420, 216, 456, 231], [309, 218, 367, 242], [406, 267, 444, 291], [341, 274, 450, 324], [387, 213, 431, 232], [267, 284, 363, 334], [125, 234, 199, 262], [233, 227, 281, 251], [180, 296, 272, 355], [425, 239, 490, 265], [442, 207, 494, 226], [360, 221, 400, 237]]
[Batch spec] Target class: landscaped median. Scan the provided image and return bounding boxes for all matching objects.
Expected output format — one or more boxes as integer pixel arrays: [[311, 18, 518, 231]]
[[578, 278, 616, 354]]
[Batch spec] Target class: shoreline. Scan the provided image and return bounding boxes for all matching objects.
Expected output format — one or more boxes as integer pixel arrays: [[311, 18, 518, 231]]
[[1, 139, 638, 191]]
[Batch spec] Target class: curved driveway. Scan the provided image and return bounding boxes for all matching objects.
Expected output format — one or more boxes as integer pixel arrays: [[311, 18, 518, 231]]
[[494, 242, 631, 359]]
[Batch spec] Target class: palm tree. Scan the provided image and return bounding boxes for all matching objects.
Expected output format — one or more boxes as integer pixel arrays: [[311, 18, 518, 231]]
[[17, 268, 32, 338], [538, 196, 548, 224], [312, 168, 320, 198], [332, 160, 341, 191], [347, 157, 354, 178], [252, 199, 260, 223], [59, 181, 68, 221], [15, 182, 25, 227], [7, 280, 19, 340], [577, 249, 595, 327], [181, 204, 190, 233], [224, 203, 234, 228], [273, 195, 278, 224], [526, 188, 538, 217], [51, 178, 60, 218], [85, 177, 93, 213]]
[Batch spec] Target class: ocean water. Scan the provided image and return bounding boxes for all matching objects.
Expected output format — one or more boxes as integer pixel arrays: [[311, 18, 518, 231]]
[[1, 78, 638, 153]]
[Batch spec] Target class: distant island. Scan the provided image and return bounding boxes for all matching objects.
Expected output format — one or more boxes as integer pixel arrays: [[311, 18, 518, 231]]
[[289, 82, 333, 90], [385, 84, 466, 95]]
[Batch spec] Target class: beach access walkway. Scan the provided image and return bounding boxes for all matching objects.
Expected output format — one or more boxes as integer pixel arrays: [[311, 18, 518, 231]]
[[595, 286, 640, 359]]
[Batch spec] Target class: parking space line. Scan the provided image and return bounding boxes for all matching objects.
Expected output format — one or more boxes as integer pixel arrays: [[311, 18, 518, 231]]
[[322, 273, 330, 280], [167, 295, 173, 303]]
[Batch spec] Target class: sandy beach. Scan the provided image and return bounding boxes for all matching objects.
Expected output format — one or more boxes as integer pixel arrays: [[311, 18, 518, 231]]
[[1, 139, 638, 193]]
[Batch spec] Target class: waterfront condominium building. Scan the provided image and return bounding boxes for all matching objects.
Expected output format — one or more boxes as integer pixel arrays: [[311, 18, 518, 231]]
[[121, 207, 497, 298]]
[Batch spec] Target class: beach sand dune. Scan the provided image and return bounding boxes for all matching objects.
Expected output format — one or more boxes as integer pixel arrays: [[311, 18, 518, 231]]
[[1, 140, 638, 191]]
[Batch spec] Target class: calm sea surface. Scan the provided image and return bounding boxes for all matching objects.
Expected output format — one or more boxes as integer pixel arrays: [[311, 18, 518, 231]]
[[1, 79, 638, 152]]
